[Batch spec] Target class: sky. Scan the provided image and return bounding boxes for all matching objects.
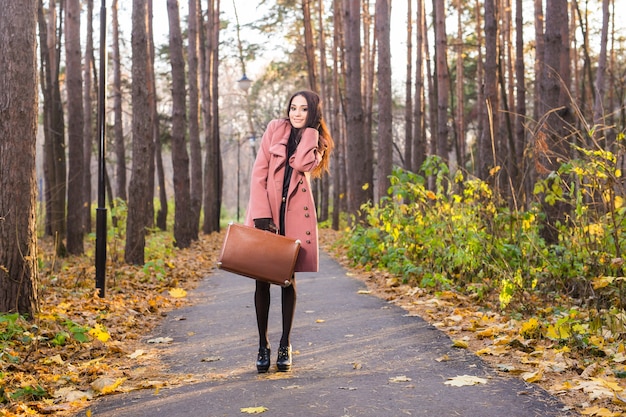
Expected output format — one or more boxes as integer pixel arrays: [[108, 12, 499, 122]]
[[148, 1, 410, 90]]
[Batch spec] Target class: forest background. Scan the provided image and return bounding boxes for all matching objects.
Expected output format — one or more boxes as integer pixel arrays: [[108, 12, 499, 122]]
[[1, 0, 626, 415]]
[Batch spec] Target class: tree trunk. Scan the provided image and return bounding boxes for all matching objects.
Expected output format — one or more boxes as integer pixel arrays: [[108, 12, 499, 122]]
[[479, 0, 498, 181], [375, 0, 392, 201], [404, 0, 413, 172], [65, 0, 85, 255], [38, 0, 67, 256], [146, 0, 166, 231], [317, 0, 331, 222], [112, 0, 127, 201], [83, 0, 95, 233], [167, 0, 194, 248], [455, 0, 465, 171], [0, 0, 40, 315], [331, 0, 344, 230], [188, 0, 202, 238], [413, 0, 426, 173], [302, 0, 318, 91], [125, 0, 154, 264], [533, 0, 544, 125], [592, 0, 609, 135], [202, 0, 222, 234], [343, 0, 372, 216], [537, 0, 573, 244], [515, 0, 528, 202], [433, 0, 449, 161]]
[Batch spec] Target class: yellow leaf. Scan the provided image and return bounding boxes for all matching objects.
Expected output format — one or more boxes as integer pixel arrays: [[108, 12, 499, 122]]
[[168, 288, 187, 298], [452, 339, 468, 349], [86, 410, 92, 417], [520, 317, 540, 339], [88, 323, 111, 343], [590, 377, 624, 392], [580, 406, 621, 416], [551, 380, 575, 391], [91, 377, 125, 395], [362, 183, 369, 190], [240, 406, 269, 414], [315, 319, 325, 323], [592, 276, 613, 290], [521, 369, 543, 383]]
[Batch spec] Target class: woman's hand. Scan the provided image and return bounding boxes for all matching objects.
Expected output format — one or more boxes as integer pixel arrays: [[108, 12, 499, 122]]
[[253, 218, 278, 233]]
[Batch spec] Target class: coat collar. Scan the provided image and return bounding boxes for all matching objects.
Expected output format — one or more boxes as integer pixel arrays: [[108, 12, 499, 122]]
[[268, 119, 292, 158]]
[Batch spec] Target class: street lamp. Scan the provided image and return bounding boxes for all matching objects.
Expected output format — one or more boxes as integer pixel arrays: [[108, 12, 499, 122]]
[[237, 74, 252, 92]]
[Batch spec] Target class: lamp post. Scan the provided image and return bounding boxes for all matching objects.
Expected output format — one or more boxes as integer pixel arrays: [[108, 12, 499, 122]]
[[95, 0, 107, 297]]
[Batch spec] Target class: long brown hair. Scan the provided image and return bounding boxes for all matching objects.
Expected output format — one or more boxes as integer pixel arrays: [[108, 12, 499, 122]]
[[286, 90, 334, 178]]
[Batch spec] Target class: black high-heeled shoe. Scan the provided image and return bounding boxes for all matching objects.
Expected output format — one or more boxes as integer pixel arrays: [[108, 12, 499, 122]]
[[276, 345, 292, 372], [256, 346, 271, 373]]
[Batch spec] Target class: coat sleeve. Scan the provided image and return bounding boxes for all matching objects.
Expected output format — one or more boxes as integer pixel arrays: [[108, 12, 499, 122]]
[[290, 127, 322, 173], [245, 121, 277, 225]]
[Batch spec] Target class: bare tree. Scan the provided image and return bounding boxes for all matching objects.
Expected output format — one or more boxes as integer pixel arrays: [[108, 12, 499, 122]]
[[65, 0, 85, 255], [0, 0, 40, 314], [125, 0, 154, 264]]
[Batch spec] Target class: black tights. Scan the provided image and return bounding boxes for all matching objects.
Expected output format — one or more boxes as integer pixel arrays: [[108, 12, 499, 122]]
[[255, 278, 296, 349]]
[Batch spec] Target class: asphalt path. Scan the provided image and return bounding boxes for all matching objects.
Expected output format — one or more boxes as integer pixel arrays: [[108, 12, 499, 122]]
[[76, 251, 578, 417]]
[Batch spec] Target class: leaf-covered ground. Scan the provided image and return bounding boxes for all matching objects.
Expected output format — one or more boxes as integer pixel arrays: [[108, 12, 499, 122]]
[[1, 229, 625, 416]]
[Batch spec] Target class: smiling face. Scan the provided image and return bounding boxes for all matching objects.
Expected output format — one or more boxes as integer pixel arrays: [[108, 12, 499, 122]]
[[288, 95, 308, 129]]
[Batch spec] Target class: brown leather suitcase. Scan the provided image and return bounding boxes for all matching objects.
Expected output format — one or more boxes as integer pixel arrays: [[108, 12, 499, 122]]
[[217, 223, 301, 287]]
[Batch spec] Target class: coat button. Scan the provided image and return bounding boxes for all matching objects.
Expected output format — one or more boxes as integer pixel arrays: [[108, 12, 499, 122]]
[[306, 240, 311, 244], [303, 206, 309, 210], [306, 231, 311, 235], [301, 188, 307, 192], [304, 213, 310, 218]]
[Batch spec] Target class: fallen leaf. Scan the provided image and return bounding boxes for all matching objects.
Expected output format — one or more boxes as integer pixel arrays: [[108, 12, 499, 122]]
[[89, 323, 111, 343], [452, 339, 468, 349], [147, 337, 173, 344], [521, 369, 543, 383], [580, 405, 621, 416], [128, 349, 145, 359], [168, 288, 188, 298], [91, 377, 126, 395], [389, 375, 412, 383], [444, 375, 488, 387], [240, 406, 269, 414], [357, 290, 372, 294], [201, 356, 223, 362]]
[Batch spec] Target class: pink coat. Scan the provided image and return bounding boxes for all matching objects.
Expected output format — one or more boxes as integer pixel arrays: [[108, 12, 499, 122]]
[[245, 118, 323, 272]]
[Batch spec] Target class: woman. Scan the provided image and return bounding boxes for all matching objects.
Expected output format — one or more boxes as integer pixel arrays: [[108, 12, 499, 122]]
[[245, 90, 334, 372]]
